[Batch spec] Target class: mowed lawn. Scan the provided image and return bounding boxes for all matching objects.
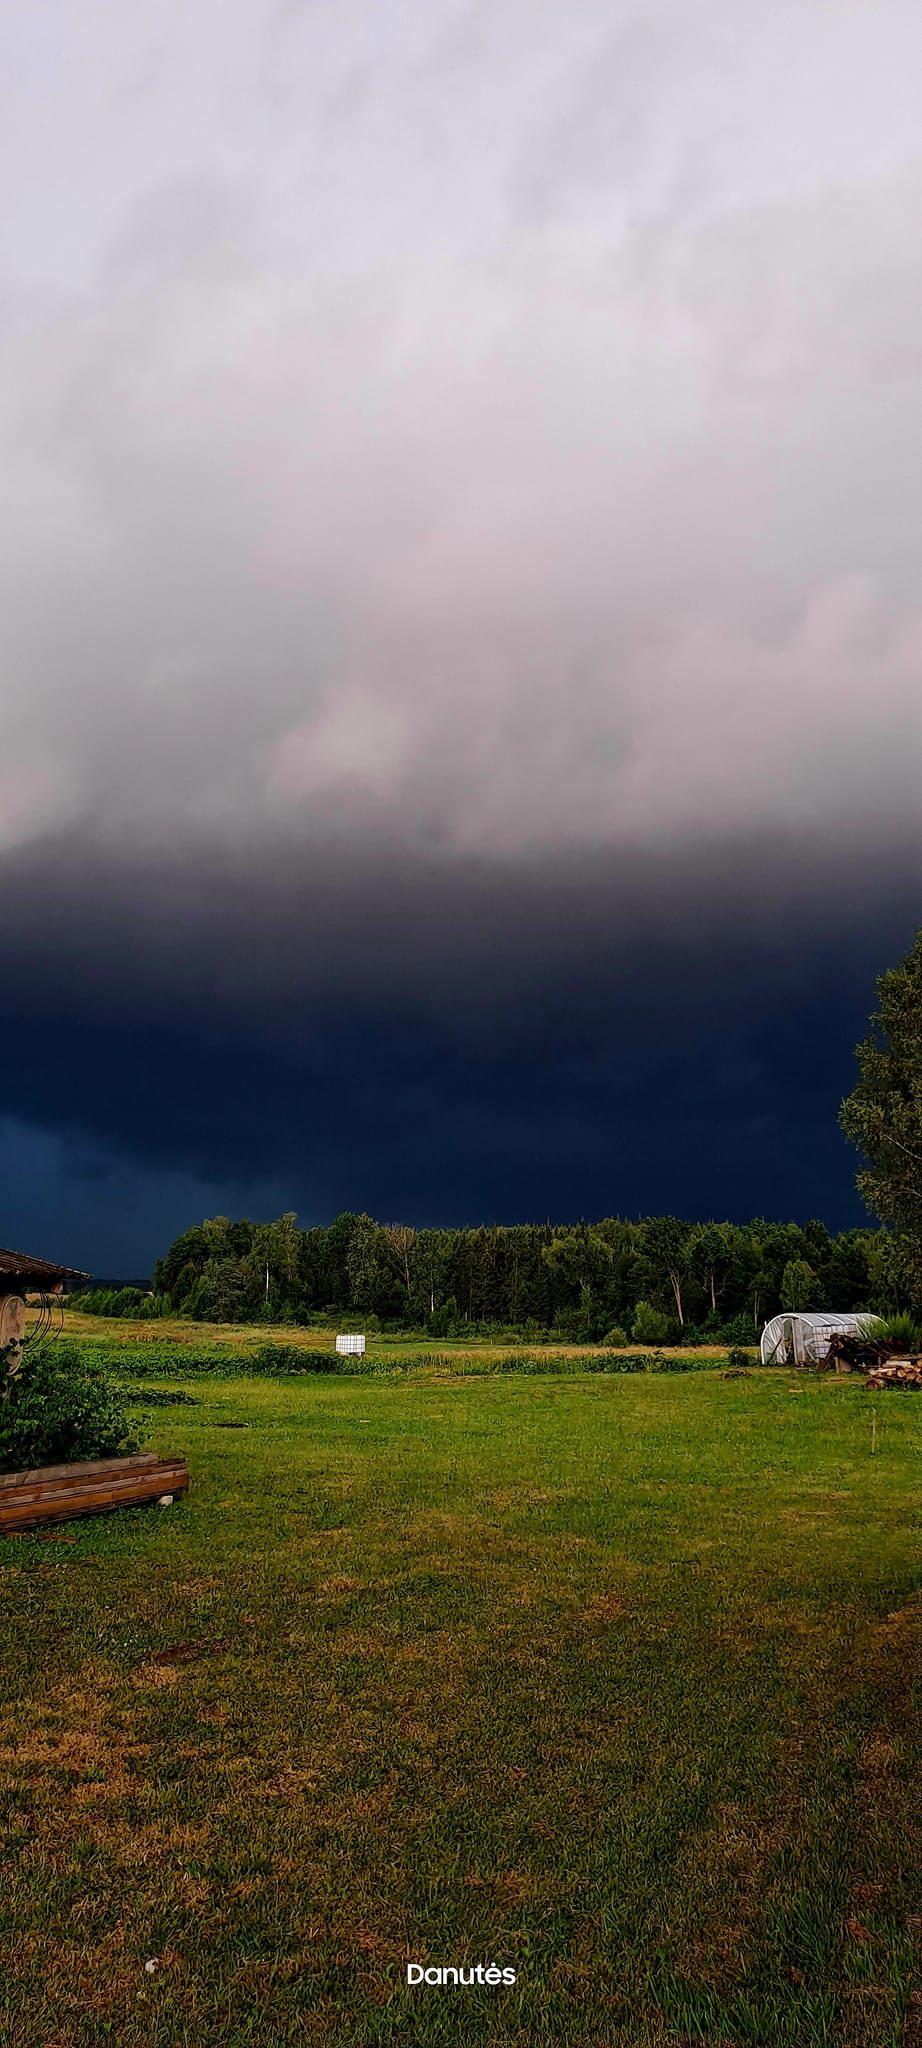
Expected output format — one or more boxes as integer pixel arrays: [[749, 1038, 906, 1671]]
[[1, 1372, 921, 2048]]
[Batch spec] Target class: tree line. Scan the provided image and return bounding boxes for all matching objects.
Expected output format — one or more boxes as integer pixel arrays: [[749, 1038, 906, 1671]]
[[69, 1211, 909, 1342]]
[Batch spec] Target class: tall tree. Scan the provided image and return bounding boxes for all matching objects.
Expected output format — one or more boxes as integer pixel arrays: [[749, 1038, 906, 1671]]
[[840, 930, 922, 1299], [780, 1258, 818, 1312], [383, 1222, 415, 1305], [687, 1222, 737, 1317], [347, 1214, 385, 1311], [268, 1212, 300, 1296], [639, 1215, 690, 1326]]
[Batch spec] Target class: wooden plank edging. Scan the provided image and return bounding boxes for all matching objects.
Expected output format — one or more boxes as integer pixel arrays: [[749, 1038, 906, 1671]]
[[0, 1453, 162, 1490], [0, 1454, 189, 1533], [0, 1464, 189, 1510]]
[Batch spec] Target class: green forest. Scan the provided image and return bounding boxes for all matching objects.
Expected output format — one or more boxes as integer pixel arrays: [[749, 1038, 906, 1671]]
[[70, 1211, 906, 1342]]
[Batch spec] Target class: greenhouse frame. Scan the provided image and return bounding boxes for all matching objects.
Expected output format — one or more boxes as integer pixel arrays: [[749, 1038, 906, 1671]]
[[759, 1311, 879, 1366]]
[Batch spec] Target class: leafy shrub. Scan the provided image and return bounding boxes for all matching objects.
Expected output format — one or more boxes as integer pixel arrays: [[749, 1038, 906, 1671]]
[[247, 1344, 395, 1376], [249, 1344, 339, 1375], [584, 1350, 709, 1374], [493, 1352, 543, 1374], [631, 1302, 673, 1345], [428, 1299, 459, 1338], [69, 1287, 173, 1319], [0, 1343, 138, 1473], [726, 1346, 755, 1370], [69, 1340, 230, 1379], [49, 1337, 370, 1381], [720, 1314, 760, 1347], [601, 1326, 629, 1348], [643, 1350, 684, 1373], [879, 1312, 921, 1352]]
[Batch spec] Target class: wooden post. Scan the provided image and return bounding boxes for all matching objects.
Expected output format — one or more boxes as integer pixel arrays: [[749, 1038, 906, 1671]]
[[0, 1294, 26, 1379]]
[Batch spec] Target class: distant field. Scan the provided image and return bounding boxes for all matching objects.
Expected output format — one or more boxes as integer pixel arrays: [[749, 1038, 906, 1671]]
[[1, 1360, 920, 2046]]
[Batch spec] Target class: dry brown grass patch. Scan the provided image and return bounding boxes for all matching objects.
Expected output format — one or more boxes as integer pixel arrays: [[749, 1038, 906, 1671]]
[[581, 1592, 631, 1624], [132, 1659, 181, 1688], [871, 1597, 922, 1647], [858, 1732, 901, 1774]]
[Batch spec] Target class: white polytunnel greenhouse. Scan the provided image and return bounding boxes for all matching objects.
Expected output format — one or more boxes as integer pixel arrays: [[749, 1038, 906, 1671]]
[[759, 1312, 880, 1366]]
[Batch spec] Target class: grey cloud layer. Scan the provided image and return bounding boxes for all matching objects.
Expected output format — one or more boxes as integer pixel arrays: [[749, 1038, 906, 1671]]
[[2, 0, 921, 869]]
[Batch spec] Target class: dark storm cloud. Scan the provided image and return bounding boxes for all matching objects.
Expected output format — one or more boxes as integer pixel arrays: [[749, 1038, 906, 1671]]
[[1, 823, 917, 1268], [4, 820, 919, 1036], [1, 1, 921, 1264]]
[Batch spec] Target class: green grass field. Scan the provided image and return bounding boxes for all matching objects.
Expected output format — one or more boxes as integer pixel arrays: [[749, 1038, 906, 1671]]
[[1, 1356, 921, 2046]]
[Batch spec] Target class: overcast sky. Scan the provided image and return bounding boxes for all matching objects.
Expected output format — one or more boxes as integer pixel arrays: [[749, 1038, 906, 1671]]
[[2, 0, 920, 1271]]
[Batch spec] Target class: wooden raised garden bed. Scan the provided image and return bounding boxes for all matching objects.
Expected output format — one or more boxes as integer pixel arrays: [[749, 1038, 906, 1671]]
[[0, 1453, 190, 1535]]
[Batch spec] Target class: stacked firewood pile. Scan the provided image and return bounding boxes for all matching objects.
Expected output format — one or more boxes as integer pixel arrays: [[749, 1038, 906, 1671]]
[[825, 1330, 922, 1387], [865, 1357, 922, 1389]]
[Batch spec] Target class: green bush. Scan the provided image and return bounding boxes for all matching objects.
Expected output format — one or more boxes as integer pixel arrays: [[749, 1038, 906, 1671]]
[[493, 1352, 542, 1374], [643, 1350, 679, 1373], [249, 1344, 337, 1375], [879, 1311, 921, 1352], [601, 1325, 629, 1348], [67, 1339, 230, 1379], [720, 1313, 760, 1347], [726, 1346, 755, 1370], [492, 1349, 713, 1376], [583, 1351, 713, 1374], [631, 1302, 673, 1345], [69, 1288, 172, 1319], [0, 1343, 138, 1473]]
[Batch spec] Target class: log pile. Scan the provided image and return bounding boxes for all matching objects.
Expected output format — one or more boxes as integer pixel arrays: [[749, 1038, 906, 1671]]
[[821, 1329, 922, 1388], [825, 1331, 893, 1373], [865, 1357, 922, 1390]]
